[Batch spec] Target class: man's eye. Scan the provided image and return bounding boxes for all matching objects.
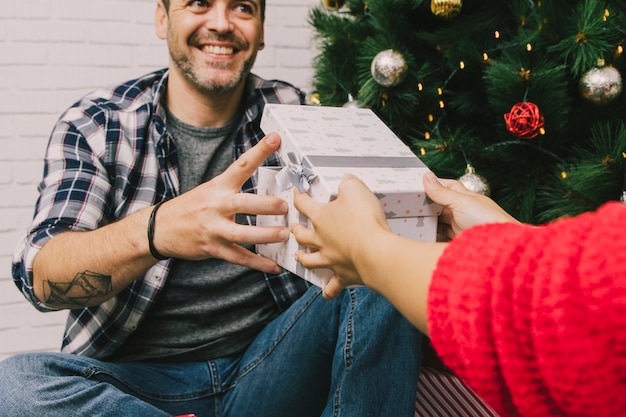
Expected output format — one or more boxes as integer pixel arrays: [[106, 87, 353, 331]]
[[234, 2, 258, 16], [234, 3, 255, 15], [189, 0, 209, 10]]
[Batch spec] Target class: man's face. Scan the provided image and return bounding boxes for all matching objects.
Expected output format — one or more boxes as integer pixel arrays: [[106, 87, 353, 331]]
[[156, 0, 265, 95]]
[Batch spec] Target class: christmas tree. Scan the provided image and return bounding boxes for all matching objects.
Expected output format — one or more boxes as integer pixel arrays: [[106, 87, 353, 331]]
[[309, 0, 626, 224]]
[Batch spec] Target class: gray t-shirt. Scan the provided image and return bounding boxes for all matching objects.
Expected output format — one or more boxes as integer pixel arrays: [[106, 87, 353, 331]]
[[113, 109, 279, 362]]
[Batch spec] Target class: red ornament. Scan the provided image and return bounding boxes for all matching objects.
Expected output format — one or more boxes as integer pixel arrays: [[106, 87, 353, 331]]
[[503, 102, 545, 139]]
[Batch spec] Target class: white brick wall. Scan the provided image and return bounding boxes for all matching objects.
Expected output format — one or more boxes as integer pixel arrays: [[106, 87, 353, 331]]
[[0, 0, 318, 361]]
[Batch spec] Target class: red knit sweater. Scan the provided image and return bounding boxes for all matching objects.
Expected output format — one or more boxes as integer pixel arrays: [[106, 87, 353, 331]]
[[428, 202, 626, 417]]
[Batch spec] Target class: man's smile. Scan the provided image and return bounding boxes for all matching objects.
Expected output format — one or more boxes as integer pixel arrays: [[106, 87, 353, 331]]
[[202, 45, 236, 55]]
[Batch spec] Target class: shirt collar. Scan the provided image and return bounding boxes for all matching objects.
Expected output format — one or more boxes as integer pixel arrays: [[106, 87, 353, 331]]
[[152, 71, 265, 135]]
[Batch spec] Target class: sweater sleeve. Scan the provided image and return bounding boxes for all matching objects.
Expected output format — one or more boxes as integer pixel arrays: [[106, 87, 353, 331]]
[[427, 202, 626, 417]]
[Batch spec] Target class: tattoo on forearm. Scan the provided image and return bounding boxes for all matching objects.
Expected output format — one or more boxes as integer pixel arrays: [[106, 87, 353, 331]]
[[43, 271, 113, 308]]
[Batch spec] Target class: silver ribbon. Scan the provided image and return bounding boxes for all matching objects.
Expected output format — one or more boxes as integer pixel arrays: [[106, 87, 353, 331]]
[[276, 151, 318, 193], [276, 151, 426, 193]]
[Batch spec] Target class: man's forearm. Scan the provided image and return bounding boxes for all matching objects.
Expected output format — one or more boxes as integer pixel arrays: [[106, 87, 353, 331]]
[[32, 207, 158, 309]]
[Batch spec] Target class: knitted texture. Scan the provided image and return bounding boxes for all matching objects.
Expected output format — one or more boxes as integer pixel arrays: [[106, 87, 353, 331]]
[[427, 202, 626, 417]]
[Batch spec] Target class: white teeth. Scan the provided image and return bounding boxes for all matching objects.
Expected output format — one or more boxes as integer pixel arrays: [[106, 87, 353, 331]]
[[203, 45, 234, 55]]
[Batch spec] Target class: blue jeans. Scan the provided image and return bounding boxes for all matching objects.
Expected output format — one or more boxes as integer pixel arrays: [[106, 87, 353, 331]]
[[0, 287, 421, 417]]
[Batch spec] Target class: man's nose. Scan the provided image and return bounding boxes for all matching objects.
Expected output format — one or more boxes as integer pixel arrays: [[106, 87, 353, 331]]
[[206, 3, 234, 33]]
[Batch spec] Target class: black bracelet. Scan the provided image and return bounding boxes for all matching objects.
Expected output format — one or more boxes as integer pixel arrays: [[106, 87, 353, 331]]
[[147, 201, 169, 260]]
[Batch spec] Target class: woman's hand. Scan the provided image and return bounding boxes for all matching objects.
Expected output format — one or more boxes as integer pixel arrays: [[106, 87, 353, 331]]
[[291, 174, 390, 298], [423, 172, 519, 240]]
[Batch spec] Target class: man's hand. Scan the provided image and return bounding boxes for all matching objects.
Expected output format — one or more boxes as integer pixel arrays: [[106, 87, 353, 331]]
[[152, 132, 289, 273]]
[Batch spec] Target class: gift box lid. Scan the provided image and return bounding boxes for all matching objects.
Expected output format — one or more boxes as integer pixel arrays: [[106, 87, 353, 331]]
[[261, 104, 417, 158]]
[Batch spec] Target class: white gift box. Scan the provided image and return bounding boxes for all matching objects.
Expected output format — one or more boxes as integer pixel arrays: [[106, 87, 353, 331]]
[[256, 104, 441, 287]]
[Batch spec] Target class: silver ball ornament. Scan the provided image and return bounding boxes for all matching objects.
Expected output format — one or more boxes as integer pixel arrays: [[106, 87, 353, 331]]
[[580, 64, 623, 105], [342, 94, 360, 108], [371, 49, 408, 87], [458, 164, 490, 196]]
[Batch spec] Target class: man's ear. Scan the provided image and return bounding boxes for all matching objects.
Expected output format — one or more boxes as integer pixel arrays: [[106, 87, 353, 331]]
[[258, 26, 265, 50], [155, 0, 168, 40]]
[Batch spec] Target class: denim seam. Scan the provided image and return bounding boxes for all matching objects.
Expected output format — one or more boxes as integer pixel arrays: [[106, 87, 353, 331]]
[[331, 288, 357, 417], [344, 288, 356, 371], [208, 361, 223, 417], [332, 383, 343, 417], [86, 365, 216, 402]]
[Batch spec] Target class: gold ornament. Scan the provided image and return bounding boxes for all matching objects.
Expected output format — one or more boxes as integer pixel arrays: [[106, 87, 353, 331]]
[[580, 59, 623, 105], [306, 93, 322, 106], [321, 0, 345, 10], [431, 0, 463, 19], [371, 49, 408, 87], [458, 164, 490, 196]]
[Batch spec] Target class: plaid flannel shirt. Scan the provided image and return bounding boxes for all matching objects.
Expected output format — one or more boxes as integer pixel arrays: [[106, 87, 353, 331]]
[[12, 69, 309, 359]]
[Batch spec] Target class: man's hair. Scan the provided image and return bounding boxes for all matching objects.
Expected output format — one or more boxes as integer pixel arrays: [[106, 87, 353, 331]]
[[161, 1, 266, 21]]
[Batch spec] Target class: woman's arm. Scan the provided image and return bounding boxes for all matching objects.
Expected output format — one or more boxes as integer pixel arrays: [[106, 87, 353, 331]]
[[291, 172, 517, 332], [293, 172, 626, 416]]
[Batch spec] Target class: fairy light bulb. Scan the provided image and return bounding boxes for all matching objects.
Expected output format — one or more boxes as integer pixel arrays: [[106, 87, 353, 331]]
[[526, 43, 533, 52], [417, 82, 424, 91], [483, 52, 490, 61], [459, 61, 466, 69], [494, 30, 500, 39]]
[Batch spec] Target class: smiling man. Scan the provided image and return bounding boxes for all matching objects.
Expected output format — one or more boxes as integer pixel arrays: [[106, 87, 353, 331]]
[[1, 1, 421, 416]]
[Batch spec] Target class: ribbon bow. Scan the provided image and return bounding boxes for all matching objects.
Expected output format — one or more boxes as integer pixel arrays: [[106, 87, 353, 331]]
[[275, 151, 317, 193]]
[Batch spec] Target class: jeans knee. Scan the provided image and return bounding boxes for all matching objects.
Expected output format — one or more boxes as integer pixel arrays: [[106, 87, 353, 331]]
[[0, 353, 43, 414], [0, 352, 39, 376]]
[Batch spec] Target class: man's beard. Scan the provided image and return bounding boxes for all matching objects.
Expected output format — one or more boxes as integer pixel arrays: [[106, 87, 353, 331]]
[[169, 32, 257, 95]]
